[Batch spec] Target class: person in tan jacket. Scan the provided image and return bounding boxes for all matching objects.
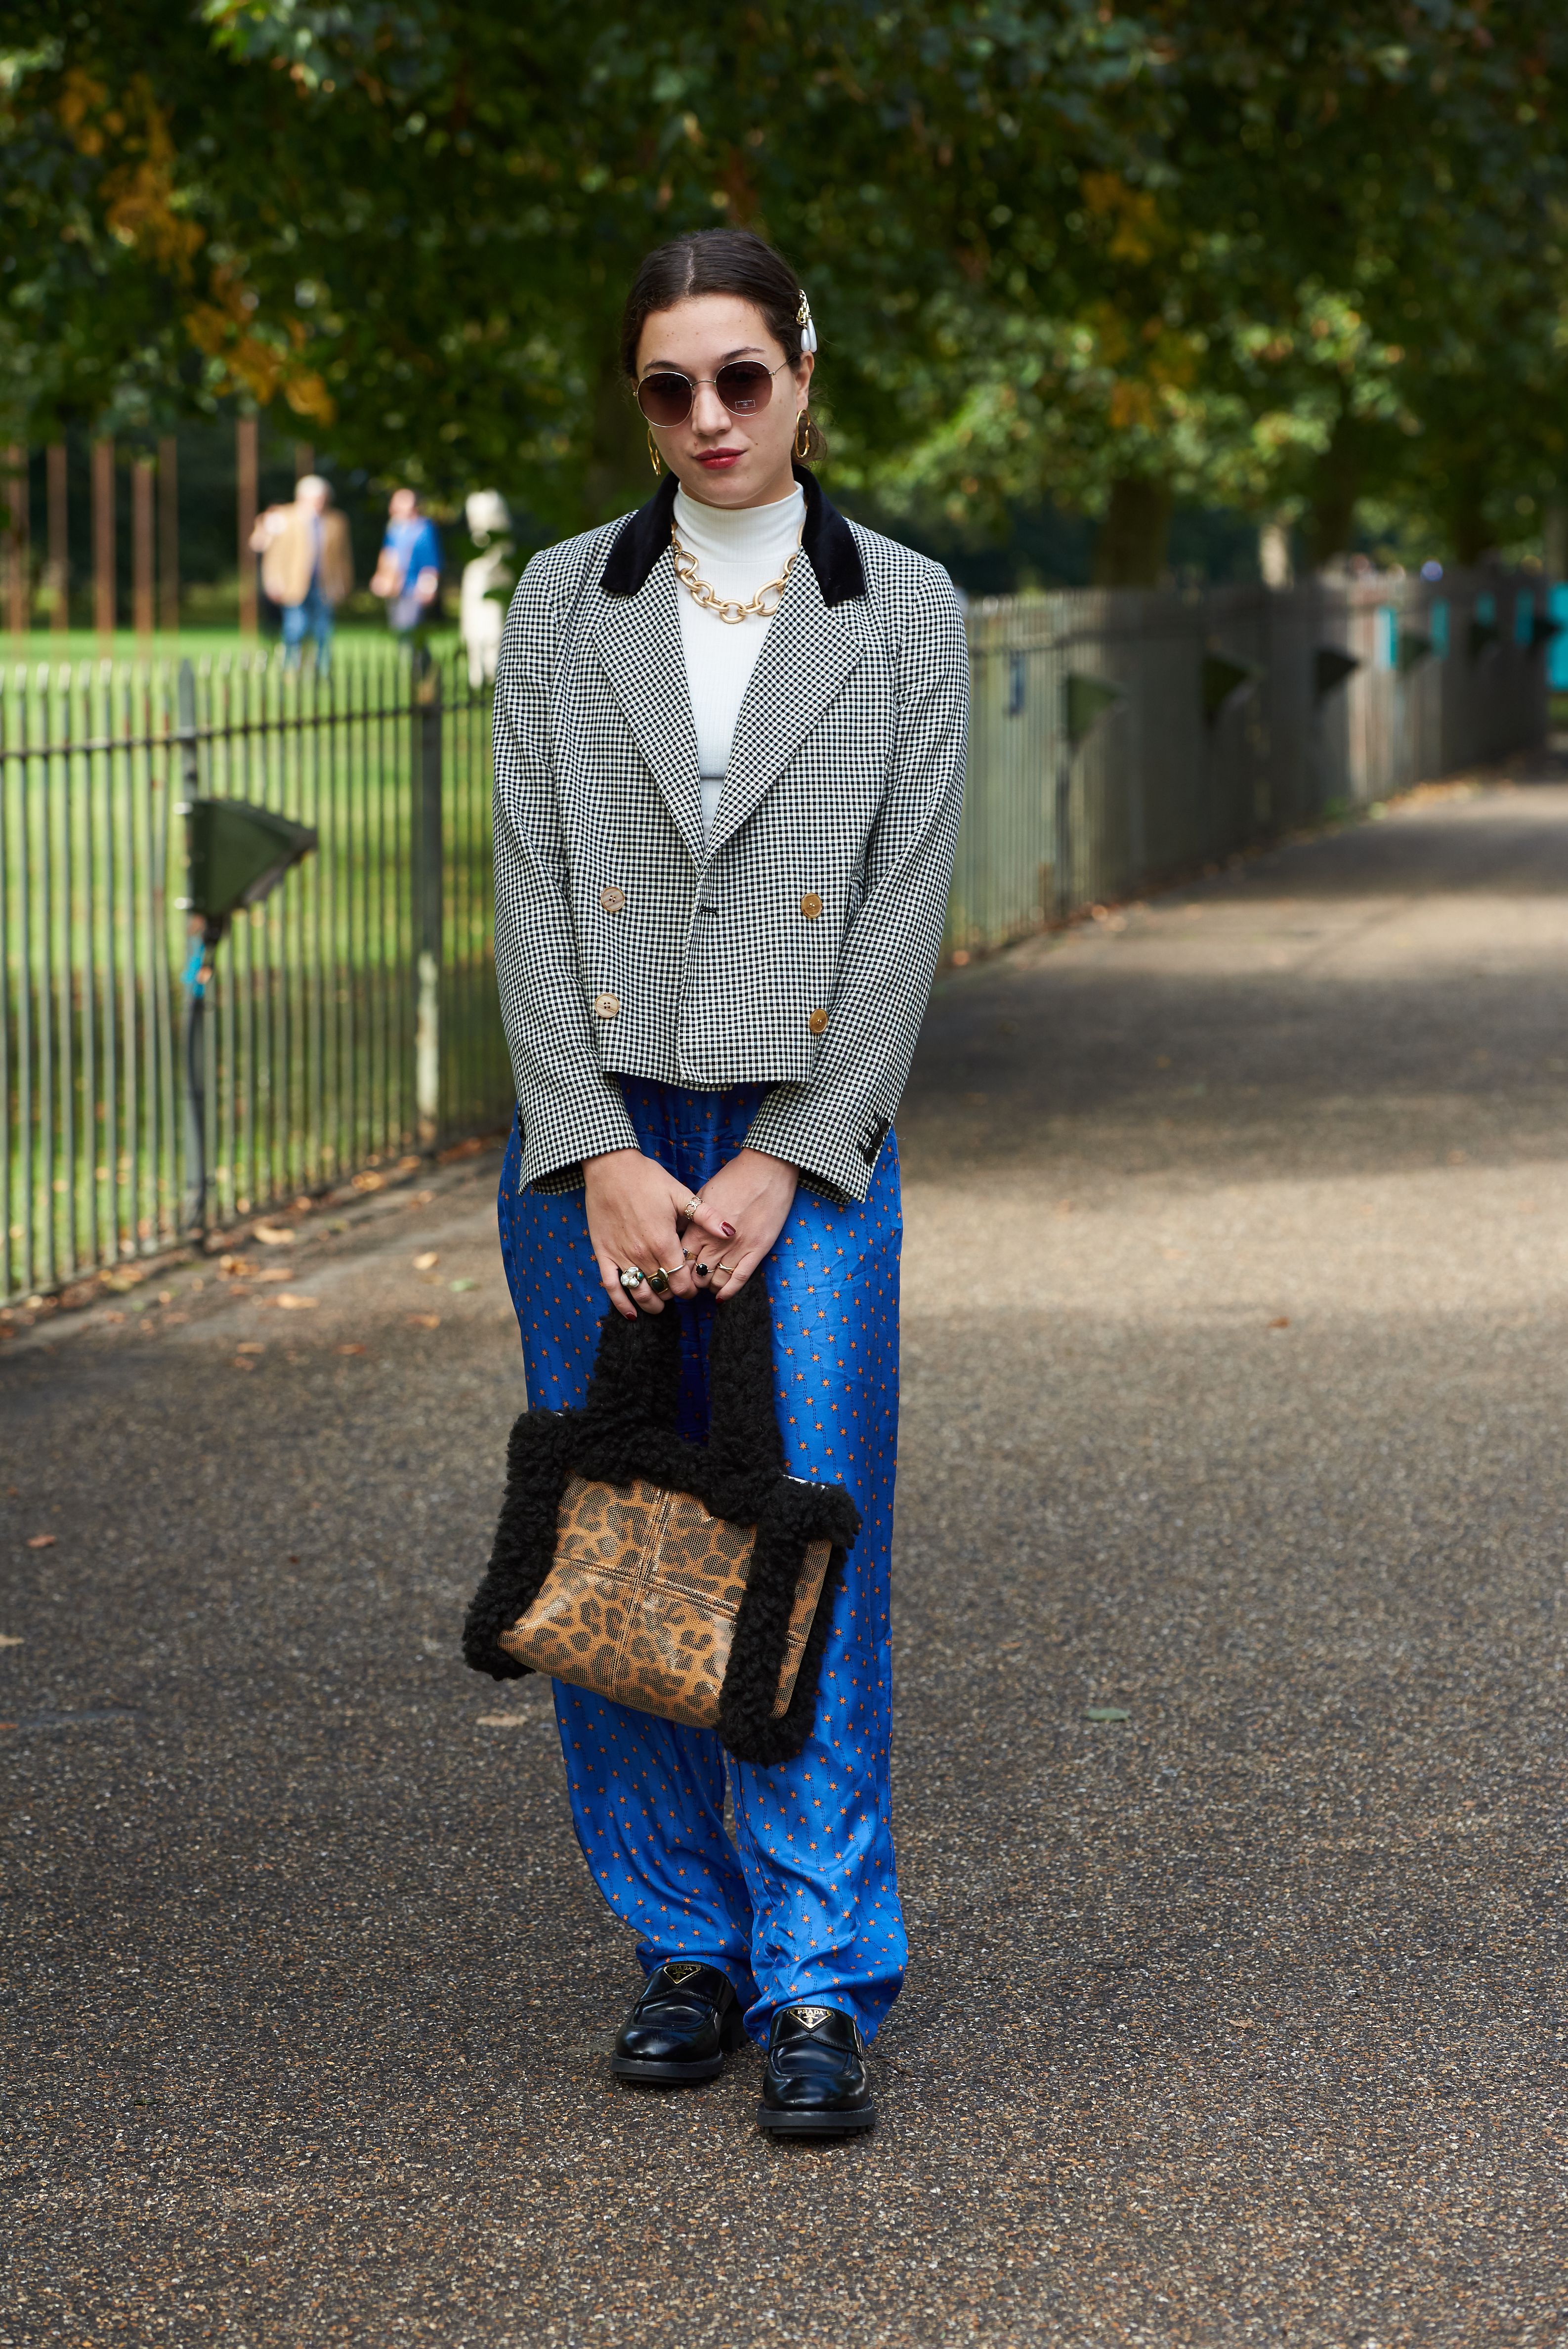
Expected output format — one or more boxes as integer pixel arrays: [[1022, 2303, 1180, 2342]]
[[250, 476, 354, 670]]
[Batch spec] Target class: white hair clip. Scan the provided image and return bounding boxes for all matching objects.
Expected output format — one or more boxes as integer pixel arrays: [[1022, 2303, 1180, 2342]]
[[797, 291, 818, 355]]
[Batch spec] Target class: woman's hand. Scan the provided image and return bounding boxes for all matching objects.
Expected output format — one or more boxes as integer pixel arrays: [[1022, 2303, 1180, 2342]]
[[584, 1151, 732, 1319], [687, 1150, 799, 1302]]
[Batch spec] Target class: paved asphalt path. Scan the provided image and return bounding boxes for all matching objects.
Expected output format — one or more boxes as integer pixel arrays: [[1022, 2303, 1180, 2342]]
[[3, 771, 1566, 2348]]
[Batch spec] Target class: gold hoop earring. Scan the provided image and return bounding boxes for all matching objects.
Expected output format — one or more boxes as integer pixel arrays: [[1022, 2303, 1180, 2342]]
[[794, 411, 811, 462], [647, 427, 663, 478]]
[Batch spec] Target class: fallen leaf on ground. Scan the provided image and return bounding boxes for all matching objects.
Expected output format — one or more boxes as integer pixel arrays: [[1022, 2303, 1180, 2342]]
[[0, 1635, 24, 1647], [336, 1342, 366, 1356], [1268, 1316, 1290, 1329], [26, 1534, 57, 1550], [414, 1251, 439, 1271], [232, 1358, 256, 1371], [102, 1311, 125, 1325], [235, 1341, 265, 1355], [1085, 1706, 1130, 1722], [254, 1223, 297, 1246], [450, 1278, 477, 1293], [414, 1190, 435, 1205], [396, 1155, 422, 1175], [256, 1269, 293, 1284], [352, 1171, 385, 1193], [161, 1312, 190, 1327], [406, 1313, 440, 1330], [272, 1294, 318, 1311], [477, 1714, 531, 1729]]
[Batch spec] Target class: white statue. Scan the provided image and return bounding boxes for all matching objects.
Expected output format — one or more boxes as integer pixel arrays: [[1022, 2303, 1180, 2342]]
[[460, 490, 514, 689]]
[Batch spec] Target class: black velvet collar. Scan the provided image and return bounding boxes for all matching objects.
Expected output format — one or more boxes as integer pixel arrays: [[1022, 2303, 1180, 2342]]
[[599, 463, 867, 606]]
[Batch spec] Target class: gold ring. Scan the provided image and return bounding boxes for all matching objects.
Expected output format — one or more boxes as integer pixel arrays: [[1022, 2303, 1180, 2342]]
[[647, 1267, 670, 1295], [714, 1259, 737, 1276], [679, 1195, 703, 1220]]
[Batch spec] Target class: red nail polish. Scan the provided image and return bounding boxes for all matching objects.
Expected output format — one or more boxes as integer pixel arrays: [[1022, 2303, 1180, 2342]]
[[721, 1223, 736, 1238]]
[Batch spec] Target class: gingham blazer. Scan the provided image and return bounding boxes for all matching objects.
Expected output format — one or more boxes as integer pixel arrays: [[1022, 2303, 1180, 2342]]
[[492, 466, 969, 1203]]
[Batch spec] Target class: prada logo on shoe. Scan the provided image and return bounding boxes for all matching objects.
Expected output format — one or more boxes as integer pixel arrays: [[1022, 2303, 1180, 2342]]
[[663, 1963, 705, 1984], [786, 2005, 835, 2029]]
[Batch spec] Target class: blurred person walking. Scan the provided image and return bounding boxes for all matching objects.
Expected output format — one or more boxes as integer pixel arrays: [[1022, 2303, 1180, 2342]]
[[250, 475, 353, 670], [476, 229, 968, 2137], [459, 489, 514, 688], [370, 488, 443, 638]]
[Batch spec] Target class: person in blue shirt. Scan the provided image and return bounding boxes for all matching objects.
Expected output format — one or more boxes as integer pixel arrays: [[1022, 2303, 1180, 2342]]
[[371, 487, 443, 636]]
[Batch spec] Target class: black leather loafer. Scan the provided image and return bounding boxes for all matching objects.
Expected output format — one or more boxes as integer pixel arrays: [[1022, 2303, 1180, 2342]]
[[612, 1962, 746, 2085], [756, 2004, 876, 2135]]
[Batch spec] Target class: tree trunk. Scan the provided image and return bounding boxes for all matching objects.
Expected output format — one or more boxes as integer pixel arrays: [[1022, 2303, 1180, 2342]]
[[1092, 475, 1173, 588], [1543, 502, 1568, 580], [1304, 415, 1360, 571], [1258, 517, 1293, 589], [1448, 475, 1493, 567], [583, 345, 650, 528]]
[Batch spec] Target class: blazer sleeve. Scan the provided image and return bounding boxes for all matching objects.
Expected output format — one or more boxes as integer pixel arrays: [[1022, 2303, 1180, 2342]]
[[492, 548, 641, 1186], [742, 562, 969, 1201]]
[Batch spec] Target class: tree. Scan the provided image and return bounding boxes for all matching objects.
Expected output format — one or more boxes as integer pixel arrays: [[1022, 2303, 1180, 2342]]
[[4, 1, 1567, 574], [850, 5, 1568, 578]]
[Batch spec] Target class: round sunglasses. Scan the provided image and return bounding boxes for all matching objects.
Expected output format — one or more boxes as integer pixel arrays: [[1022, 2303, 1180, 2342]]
[[636, 357, 791, 430]]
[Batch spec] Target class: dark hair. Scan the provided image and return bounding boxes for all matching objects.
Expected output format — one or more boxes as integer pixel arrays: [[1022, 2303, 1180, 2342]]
[[620, 229, 826, 464]]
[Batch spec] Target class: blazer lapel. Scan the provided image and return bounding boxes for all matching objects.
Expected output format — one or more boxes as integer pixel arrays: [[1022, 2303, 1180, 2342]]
[[708, 555, 866, 857], [592, 553, 706, 865]]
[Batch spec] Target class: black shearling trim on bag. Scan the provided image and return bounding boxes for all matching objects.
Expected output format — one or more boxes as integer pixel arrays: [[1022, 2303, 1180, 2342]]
[[462, 1274, 860, 1766]]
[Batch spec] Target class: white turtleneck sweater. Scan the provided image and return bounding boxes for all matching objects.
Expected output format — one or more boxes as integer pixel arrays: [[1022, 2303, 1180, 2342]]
[[672, 482, 805, 840]]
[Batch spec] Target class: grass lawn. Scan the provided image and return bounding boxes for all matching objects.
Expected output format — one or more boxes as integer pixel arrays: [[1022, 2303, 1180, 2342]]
[[0, 625, 463, 673]]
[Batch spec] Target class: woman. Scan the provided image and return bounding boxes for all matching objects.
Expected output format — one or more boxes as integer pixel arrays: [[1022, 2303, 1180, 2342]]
[[492, 227, 967, 2135]]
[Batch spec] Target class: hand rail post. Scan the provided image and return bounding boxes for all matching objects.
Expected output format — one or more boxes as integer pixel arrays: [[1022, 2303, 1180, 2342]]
[[413, 653, 443, 1152], [174, 659, 209, 1236]]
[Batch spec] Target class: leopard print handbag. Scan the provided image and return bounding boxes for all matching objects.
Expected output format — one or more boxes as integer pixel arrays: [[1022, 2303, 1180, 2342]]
[[462, 1273, 860, 1767]]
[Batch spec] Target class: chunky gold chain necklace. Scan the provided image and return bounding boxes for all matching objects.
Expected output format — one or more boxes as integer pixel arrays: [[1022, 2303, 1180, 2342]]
[[670, 519, 803, 625]]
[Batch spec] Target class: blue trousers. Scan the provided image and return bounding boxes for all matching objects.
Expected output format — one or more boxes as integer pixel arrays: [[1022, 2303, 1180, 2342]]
[[281, 581, 334, 670], [498, 1079, 907, 2043]]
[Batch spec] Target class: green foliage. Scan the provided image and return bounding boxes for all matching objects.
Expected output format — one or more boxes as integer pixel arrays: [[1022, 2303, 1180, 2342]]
[[2, 2, 1567, 570]]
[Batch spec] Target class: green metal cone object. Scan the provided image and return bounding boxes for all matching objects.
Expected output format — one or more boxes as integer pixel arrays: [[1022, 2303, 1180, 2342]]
[[184, 797, 318, 927], [1201, 653, 1258, 724], [1063, 672, 1124, 747], [1314, 646, 1361, 697]]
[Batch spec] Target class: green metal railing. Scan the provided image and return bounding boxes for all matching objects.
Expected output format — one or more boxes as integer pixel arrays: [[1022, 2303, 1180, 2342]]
[[0, 567, 1549, 1306]]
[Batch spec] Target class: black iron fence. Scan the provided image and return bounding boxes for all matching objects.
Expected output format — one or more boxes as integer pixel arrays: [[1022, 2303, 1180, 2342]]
[[0, 567, 1548, 1305], [0, 645, 506, 1304]]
